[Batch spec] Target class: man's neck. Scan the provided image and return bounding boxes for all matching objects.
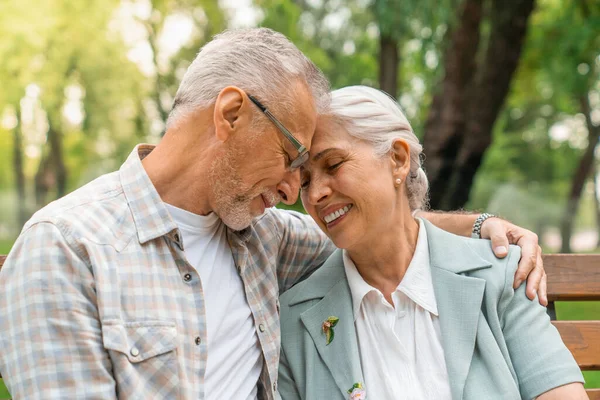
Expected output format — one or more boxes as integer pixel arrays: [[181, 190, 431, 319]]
[[141, 117, 218, 216]]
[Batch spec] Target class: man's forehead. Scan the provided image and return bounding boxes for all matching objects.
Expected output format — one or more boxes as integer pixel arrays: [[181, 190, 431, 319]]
[[286, 96, 318, 147]]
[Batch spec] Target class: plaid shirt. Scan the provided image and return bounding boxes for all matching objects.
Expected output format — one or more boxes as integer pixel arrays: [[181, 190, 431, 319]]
[[0, 145, 335, 400]]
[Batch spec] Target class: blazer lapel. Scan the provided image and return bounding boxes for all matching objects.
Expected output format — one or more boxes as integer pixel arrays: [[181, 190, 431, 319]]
[[432, 268, 485, 400], [423, 218, 492, 400], [300, 276, 364, 399]]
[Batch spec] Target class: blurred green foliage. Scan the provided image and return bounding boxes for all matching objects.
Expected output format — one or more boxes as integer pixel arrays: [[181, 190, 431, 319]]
[[0, 0, 598, 394]]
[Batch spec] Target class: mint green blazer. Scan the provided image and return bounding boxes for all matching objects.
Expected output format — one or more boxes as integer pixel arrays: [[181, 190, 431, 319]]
[[277, 220, 583, 400]]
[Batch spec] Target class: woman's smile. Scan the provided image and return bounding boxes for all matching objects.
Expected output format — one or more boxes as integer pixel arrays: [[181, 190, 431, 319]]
[[323, 204, 353, 227]]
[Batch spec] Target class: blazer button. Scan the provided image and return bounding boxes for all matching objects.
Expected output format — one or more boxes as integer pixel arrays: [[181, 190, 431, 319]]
[[195, 336, 201, 345], [183, 273, 192, 282]]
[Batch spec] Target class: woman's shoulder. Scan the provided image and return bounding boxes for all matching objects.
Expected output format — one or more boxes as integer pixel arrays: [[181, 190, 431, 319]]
[[464, 240, 521, 287], [422, 218, 521, 302]]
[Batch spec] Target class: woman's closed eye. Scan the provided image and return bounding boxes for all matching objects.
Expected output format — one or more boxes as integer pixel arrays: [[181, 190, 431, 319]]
[[326, 160, 344, 171]]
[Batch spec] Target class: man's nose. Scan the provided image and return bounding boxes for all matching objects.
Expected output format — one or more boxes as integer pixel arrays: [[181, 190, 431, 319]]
[[277, 169, 301, 205]]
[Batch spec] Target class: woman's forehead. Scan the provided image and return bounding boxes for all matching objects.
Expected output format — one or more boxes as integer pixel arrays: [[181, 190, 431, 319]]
[[312, 116, 349, 147]]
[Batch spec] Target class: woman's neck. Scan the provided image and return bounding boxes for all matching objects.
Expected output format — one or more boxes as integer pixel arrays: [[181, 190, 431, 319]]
[[347, 216, 420, 304]]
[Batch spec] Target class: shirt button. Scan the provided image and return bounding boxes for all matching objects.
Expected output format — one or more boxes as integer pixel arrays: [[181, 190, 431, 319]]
[[195, 336, 201, 345], [183, 273, 192, 282], [130, 347, 140, 357], [273, 381, 277, 392], [259, 324, 266, 332]]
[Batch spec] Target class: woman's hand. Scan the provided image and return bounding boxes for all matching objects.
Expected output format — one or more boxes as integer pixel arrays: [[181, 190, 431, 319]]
[[480, 217, 547, 306]]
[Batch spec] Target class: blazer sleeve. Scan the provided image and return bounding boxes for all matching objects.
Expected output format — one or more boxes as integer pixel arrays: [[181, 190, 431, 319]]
[[498, 248, 584, 400], [278, 346, 302, 400]]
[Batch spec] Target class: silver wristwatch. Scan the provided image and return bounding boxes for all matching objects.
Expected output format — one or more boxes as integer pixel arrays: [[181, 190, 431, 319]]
[[471, 213, 498, 239]]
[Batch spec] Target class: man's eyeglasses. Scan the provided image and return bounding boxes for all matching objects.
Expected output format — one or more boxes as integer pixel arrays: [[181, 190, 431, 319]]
[[248, 94, 309, 170]]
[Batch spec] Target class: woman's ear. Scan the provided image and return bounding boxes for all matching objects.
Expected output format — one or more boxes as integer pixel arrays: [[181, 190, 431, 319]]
[[213, 86, 252, 142], [390, 139, 411, 179]]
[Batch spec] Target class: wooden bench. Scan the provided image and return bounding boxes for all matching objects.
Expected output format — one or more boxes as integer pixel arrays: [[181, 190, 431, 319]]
[[0, 254, 598, 398], [544, 254, 600, 399]]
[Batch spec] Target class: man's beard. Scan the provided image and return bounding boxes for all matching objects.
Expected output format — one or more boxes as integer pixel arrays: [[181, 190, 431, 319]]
[[209, 148, 279, 231]]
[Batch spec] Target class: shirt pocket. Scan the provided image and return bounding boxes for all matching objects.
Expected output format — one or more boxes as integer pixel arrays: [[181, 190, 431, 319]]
[[102, 320, 180, 399]]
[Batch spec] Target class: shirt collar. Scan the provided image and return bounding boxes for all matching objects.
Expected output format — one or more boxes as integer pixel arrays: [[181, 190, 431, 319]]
[[343, 250, 377, 321], [398, 219, 438, 316], [343, 219, 438, 320], [120, 144, 179, 244]]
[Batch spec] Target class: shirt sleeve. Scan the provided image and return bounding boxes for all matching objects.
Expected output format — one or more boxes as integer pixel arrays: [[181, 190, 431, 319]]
[[270, 209, 336, 293], [499, 248, 584, 400], [0, 222, 117, 399]]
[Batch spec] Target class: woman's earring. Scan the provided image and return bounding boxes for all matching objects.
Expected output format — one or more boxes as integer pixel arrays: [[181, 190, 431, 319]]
[[395, 178, 402, 186]]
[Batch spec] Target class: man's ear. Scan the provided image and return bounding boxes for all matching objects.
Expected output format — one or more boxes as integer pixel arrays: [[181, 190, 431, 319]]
[[213, 86, 252, 142], [390, 139, 411, 179]]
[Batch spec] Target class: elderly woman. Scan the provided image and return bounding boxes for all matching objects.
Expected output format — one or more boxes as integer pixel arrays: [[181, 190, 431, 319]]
[[277, 86, 586, 400]]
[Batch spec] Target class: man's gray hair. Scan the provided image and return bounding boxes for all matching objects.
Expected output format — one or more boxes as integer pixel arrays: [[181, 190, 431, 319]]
[[329, 85, 429, 211], [167, 28, 330, 128]]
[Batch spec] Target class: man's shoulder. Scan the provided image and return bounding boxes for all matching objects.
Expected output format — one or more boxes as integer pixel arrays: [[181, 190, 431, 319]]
[[248, 207, 315, 240], [24, 171, 135, 246], [256, 207, 312, 226]]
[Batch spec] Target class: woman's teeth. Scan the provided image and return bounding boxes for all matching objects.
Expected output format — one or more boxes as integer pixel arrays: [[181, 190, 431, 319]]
[[324, 205, 352, 224]]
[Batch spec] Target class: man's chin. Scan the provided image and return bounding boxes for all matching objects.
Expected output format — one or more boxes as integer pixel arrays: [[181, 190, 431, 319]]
[[219, 212, 262, 232]]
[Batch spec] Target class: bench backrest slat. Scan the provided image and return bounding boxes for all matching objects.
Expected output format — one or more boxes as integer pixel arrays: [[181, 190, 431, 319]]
[[588, 389, 600, 399], [552, 321, 600, 370], [544, 254, 600, 301]]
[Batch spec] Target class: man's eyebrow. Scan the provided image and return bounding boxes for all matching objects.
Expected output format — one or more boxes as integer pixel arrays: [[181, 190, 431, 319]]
[[312, 148, 339, 162]]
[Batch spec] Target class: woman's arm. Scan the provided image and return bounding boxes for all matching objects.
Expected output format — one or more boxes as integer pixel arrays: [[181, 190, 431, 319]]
[[536, 383, 588, 399], [499, 248, 585, 400]]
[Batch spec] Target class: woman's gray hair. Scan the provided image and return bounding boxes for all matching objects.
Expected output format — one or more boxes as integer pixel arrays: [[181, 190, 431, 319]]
[[167, 28, 329, 129], [329, 85, 429, 211]]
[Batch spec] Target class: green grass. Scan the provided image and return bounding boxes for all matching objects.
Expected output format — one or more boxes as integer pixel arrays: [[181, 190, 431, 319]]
[[0, 380, 9, 399], [0, 239, 13, 255]]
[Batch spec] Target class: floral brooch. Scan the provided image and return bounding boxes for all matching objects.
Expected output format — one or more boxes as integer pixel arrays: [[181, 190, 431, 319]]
[[321, 316, 339, 345], [348, 382, 366, 399]]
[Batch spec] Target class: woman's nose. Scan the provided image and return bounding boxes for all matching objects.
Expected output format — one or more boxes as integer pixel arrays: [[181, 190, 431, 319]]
[[307, 176, 331, 205]]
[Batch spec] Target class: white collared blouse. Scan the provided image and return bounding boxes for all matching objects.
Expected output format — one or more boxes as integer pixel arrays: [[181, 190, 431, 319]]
[[343, 219, 452, 400]]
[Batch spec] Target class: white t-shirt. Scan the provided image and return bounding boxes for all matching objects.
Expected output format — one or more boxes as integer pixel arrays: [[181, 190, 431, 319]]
[[343, 219, 452, 400], [165, 203, 263, 400]]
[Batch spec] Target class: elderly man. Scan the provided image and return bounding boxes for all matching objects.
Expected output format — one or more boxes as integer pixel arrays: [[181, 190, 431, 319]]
[[0, 29, 544, 400]]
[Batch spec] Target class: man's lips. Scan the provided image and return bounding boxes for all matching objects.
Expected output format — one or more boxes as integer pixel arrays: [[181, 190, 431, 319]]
[[261, 194, 277, 209]]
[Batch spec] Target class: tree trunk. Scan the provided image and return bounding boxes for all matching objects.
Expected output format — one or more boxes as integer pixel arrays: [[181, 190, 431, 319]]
[[443, 0, 536, 210], [34, 153, 52, 209], [145, 19, 170, 127], [12, 102, 27, 226], [48, 125, 67, 198], [378, 34, 399, 98], [34, 122, 67, 207], [560, 93, 600, 253], [422, 0, 484, 209]]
